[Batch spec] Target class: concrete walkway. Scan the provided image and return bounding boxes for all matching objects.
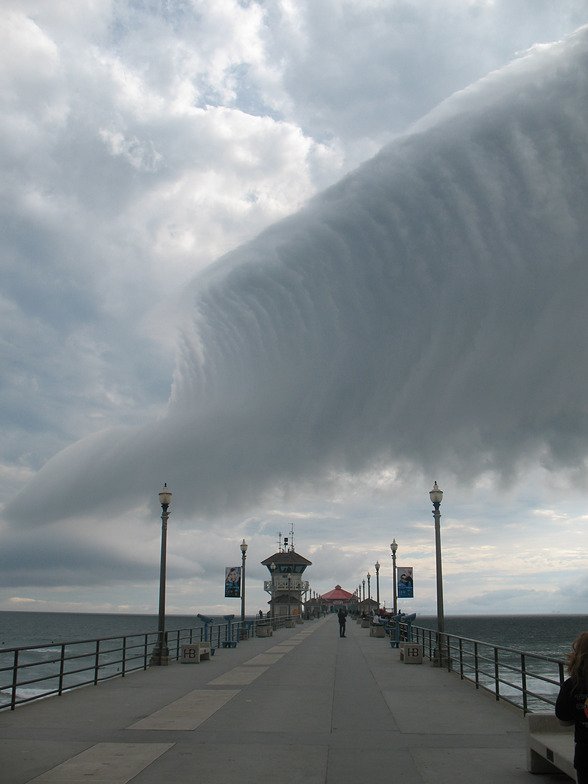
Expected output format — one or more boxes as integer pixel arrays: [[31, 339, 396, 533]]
[[0, 615, 572, 784]]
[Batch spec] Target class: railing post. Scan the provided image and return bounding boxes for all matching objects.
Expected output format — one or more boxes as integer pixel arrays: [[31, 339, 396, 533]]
[[459, 638, 464, 679], [94, 640, 100, 685], [474, 642, 479, 689], [11, 649, 18, 710], [122, 637, 127, 677], [143, 634, 149, 670], [494, 647, 500, 701], [521, 653, 528, 714], [58, 643, 66, 695]]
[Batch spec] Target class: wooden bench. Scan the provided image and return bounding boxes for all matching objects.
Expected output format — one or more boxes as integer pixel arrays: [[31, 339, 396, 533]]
[[526, 713, 574, 780], [181, 642, 211, 663]]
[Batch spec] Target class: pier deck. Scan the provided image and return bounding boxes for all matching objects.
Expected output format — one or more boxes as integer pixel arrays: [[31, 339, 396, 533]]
[[0, 615, 571, 783]]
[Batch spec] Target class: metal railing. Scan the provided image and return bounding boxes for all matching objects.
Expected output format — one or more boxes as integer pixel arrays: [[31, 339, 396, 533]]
[[0, 614, 299, 711], [409, 624, 566, 714]]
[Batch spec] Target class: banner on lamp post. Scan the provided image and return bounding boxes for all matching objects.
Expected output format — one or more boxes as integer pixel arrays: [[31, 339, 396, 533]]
[[397, 567, 414, 598], [225, 566, 241, 598]]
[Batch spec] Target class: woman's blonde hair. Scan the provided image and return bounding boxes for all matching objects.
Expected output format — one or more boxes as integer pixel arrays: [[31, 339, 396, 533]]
[[567, 632, 588, 688]]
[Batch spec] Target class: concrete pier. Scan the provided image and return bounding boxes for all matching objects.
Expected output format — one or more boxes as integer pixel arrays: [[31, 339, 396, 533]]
[[0, 615, 570, 783]]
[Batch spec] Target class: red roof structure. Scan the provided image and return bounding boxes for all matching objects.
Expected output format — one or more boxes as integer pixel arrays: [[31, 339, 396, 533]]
[[320, 585, 354, 603]]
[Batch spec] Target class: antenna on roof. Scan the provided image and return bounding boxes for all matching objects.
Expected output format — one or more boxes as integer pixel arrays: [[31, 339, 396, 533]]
[[278, 531, 282, 552], [289, 522, 295, 552]]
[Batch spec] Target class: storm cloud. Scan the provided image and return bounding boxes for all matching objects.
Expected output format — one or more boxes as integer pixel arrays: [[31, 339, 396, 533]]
[[7, 26, 588, 528]]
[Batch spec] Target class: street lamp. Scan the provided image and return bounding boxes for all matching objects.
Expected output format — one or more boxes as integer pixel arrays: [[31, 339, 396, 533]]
[[150, 483, 172, 666], [362, 578, 365, 602], [240, 539, 248, 627], [390, 539, 398, 615], [367, 571, 371, 601], [375, 561, 380, 609], [429, 481, 446, 664]]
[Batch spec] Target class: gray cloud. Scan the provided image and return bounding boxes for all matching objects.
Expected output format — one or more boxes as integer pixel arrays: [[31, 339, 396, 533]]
[[2, 2, 588, 614], [7, 26, 588, 531]]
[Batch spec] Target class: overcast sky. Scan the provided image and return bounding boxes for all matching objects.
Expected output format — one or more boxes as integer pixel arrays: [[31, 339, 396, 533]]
[[1, 1, 588, 622]]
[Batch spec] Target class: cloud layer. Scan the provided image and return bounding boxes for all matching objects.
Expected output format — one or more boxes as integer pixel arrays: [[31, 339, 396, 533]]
[[3, 2, 588, 615], [8, 25, 588, 531]]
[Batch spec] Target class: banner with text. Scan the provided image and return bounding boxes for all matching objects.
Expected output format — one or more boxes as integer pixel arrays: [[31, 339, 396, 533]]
[[225, 566, 241, 598], [397, 567, 414, 598]]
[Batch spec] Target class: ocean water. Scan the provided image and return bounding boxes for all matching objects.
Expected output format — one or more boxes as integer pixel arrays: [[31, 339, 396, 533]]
[[0, 611, 204, 649], [415, 613, 588, 661], [1, 610, 586, 656], [0, 611, 213, 709]]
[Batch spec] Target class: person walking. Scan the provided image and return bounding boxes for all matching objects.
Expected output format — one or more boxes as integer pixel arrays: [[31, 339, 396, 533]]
[[338, 608, 347, 638], [555, 632, 588, 784]]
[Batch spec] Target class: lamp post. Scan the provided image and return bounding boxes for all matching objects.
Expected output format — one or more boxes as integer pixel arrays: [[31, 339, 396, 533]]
[[367, 571, 371, 602], [287, 573, 292, 619], [362, 578, 365, 603], [390, 539, 398, 615], [240, 539, 248, 627], [430, 481, 446, 665], [150, 483, 172, 666], [375, 561, 380, 609]]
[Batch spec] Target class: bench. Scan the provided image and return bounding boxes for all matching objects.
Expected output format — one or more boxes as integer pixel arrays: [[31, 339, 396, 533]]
[[526, 713, 574, 780], [181, 642, 211, 663]]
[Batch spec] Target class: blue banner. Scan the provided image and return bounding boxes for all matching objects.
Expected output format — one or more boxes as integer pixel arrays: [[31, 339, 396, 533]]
[[225, 566, 241, 598], [397, 567, 414, 598]]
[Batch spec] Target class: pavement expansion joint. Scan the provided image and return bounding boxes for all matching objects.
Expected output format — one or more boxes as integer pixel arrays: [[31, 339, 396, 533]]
[[127, 689, 240, 731], [26, 742, 173, 783]]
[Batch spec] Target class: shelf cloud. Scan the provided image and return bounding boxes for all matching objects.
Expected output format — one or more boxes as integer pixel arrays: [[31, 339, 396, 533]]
[[7, 25, 588, 528]]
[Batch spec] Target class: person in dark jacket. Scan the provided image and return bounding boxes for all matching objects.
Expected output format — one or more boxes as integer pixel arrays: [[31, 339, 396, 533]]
[[338, 608, 347, 637], [556, 632, 588, 783]]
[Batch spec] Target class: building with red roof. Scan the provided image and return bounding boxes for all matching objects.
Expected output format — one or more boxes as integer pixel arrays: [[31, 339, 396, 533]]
[[319, 585, 356, 611]]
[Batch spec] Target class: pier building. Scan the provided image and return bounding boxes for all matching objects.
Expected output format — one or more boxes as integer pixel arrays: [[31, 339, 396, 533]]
[[319, 584, 355, 612], [261, 545, 311, 618]]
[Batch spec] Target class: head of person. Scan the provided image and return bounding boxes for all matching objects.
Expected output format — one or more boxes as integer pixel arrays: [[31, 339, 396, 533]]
[[567, 632, 588, 687]]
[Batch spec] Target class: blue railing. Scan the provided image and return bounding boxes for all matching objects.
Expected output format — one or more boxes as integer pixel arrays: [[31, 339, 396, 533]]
[[0, 615, 296, 711]]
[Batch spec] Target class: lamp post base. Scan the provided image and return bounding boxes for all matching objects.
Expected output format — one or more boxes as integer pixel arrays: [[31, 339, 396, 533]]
[[149, 644, 171, 667], [431, 647, 451, 668]]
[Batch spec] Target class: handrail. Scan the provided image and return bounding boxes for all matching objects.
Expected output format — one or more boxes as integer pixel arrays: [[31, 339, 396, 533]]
[[0, 614, 301, 711], [409, 624, 566, 714]]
